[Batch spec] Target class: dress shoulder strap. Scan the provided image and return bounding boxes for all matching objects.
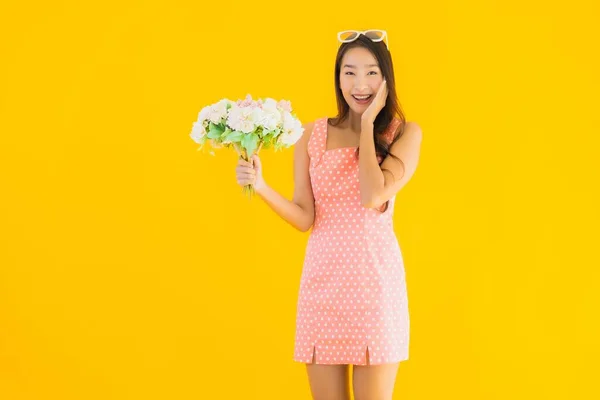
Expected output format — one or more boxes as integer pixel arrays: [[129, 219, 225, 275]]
[[307, 116, 328, 167], [384, 118, 402, 144]]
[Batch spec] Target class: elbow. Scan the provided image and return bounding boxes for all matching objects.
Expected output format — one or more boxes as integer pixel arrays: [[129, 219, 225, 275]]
[[297, 222, 313, 232], [360, 191, 370, 208], [297, 214, 314, 232], [361, 194, 382, 209], [360, 184, 384, 208]]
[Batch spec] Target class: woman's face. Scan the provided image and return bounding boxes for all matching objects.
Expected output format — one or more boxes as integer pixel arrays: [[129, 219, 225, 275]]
[[339, 47, 384, 115]]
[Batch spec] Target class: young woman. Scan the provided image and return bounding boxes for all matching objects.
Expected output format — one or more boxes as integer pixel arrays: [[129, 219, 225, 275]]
[[235, 30, 423, 400]]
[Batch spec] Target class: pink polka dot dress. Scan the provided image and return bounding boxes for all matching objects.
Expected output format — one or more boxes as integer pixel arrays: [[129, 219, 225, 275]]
[[293, 116, 410, 366]]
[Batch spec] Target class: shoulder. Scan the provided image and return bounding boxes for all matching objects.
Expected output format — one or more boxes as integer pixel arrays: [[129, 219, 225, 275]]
[[405, 121, 423, 143], [302, 119, 316, 135], [301, 117, 329, 142], [386, 120, 423, 160], [296, 120, 314, 148], [296, 118, 322, 152], [300, 116, 327, 134], [394, 120, 422, 141]]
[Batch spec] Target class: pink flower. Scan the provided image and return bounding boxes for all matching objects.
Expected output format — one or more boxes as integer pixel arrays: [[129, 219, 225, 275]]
[[237, 94, 254, 107], [277, 99, 292, 113]]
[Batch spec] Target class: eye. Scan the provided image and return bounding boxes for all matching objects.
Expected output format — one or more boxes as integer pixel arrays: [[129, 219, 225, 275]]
[[344, 71, 378, 76]]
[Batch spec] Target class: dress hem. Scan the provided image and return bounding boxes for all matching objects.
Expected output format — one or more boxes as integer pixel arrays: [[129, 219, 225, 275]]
[[292, 356, 409, 366]]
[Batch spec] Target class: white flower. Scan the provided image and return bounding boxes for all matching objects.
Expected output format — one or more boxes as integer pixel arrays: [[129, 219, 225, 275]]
[[204, 99, 230, 125], [279, 112, 304, 146], [251, 106, 268, 127], [279, 128, 303, 146], [189, 121, 207, 143], [198, 106, 210, 123], [261, 112, 280, 132], [260, 98, 283, 130], [227, 104, 257, 134], [192, 96, 302, 153], [283, 111, 303, 132], [257, 101, 280, 132]]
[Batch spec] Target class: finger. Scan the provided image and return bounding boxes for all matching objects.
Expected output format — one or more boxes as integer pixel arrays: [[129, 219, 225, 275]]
[[237, 160, 254, 168], [236, 167, 256, 175], [237, 176, 256, 184], [375, 80, 386, 100], [381, 80, 388, 103], [237, 155, 252, 164], [236, 169, 256, 176], [238, 179, 255, 186], [237, 175, 254, 182]]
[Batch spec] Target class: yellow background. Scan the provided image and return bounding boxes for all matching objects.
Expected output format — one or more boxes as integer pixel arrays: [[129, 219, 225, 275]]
[[1, 1, 599, 399]]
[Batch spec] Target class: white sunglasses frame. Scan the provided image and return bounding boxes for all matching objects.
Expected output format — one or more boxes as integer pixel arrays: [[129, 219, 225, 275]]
[[337, 29, 389, 49]]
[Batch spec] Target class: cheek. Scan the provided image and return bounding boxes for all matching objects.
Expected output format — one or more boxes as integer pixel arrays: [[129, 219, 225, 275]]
[[339, 78, 352, 94], [370, 77, 382, 89]]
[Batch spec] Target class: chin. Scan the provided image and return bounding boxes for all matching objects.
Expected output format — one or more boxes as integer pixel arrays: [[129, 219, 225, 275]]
[[345, 99, 365, 114], [350, 105, 367, 115]]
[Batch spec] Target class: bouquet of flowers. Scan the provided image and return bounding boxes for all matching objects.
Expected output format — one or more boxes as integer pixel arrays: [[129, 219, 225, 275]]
[[190, 94, 304, 198]]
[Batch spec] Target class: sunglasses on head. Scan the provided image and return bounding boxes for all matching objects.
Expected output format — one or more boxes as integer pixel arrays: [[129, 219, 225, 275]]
[[337, 30, 389, 49]]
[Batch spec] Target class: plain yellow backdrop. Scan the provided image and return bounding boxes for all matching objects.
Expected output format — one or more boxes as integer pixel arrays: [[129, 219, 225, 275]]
[[1, 1, 599, 399]]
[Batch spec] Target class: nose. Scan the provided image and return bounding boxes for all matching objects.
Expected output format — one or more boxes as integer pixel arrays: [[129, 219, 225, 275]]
[[354, 79, 370, 92]]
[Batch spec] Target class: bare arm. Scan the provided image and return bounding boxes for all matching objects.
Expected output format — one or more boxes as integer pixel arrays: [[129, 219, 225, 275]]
[[358, 120, 423, 208], [254, 121, 316, 232]]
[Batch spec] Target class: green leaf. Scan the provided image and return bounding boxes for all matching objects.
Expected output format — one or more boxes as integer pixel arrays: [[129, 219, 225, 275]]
[[242, 133, 259, 156], [207, 122, 224, 139], [264, 135, 274, 147], [220, 127, 232, 139], [226, 130, 244, 143]]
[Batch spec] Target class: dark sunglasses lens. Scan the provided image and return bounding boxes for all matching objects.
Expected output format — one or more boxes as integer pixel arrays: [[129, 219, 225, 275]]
[[339, 31, 359, 41], [364, 30, 384, 40]]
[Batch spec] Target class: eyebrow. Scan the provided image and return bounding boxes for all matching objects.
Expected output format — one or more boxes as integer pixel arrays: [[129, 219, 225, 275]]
[[342, 64, 379, 68]]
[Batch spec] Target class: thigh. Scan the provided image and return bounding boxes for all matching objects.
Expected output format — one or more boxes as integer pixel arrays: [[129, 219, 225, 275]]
[[352, 362, 400, 400], [306, 363, 351, 400]]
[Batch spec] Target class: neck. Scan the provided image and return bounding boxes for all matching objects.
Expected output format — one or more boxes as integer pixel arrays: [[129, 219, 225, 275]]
[[346, 111, 366, 134]]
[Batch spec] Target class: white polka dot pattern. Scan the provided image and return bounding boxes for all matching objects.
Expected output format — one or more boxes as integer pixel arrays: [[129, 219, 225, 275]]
[[293, 117, 410, 366]]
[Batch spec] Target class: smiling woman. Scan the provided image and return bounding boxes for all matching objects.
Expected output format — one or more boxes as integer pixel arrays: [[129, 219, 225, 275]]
[[331, 37, 418, 214], [234, 29, 422, 400], [343, 63, 379, 105]]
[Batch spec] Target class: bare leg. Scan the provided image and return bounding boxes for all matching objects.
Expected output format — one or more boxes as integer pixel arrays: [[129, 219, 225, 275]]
[[305, 349, 351, 400], [353, 348, 400, 400]]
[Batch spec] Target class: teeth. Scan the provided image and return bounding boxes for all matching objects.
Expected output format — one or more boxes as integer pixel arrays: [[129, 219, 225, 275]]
[[354, 95, 371, 100]]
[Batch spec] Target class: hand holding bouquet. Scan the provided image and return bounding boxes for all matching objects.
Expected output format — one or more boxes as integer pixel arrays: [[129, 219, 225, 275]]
[[190, 94, 304, 198]]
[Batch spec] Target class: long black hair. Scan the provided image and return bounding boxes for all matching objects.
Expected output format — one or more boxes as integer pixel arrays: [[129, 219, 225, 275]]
[[328, 34, 407, 212]]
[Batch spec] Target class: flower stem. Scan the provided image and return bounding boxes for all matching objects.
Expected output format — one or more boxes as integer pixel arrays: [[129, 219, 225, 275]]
[[242, 184, 255, 199]]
